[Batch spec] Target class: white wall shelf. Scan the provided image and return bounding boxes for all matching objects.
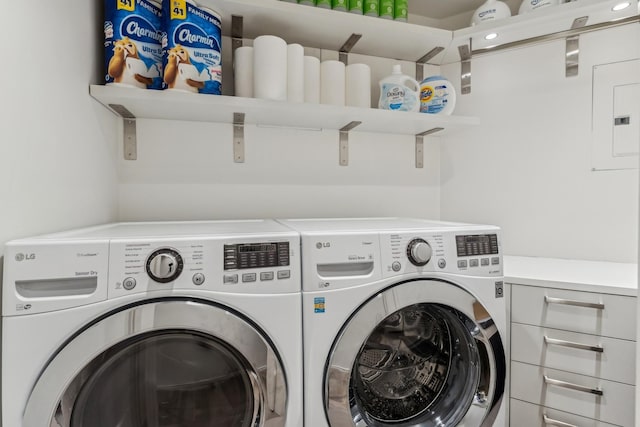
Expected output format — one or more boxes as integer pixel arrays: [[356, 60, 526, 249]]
[[207, 0, 638, 64], [212, 0, 452, 64], [90, 85, 479, 165], [207, 0, 637, 94], [451, 0, 639, 58]]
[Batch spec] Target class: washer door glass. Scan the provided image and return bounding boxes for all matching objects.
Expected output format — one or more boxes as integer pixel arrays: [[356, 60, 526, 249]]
[[351, 304, 480, 425], [71, 332, 254, 427], [325, 279, 505, 427], [23, 299, 288, 427]]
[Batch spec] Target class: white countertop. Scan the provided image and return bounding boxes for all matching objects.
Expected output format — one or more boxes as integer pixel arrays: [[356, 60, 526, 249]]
[[504, 256, 638, 297]]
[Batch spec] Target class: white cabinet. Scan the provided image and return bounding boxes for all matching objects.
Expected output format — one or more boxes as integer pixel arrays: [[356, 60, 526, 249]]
[[509, 283, 636, 426]]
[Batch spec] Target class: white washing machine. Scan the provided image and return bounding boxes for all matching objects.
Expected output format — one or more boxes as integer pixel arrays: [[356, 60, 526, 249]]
[[2, 220, 303, 427], [279, 218, 507, 427]]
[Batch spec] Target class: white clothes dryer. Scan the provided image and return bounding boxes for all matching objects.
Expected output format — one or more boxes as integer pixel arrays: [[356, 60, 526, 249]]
[[2, 220, 303, 427], [279, 218, 507, 427]]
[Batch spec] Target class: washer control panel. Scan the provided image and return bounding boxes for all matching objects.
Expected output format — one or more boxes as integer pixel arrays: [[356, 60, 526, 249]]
[[381, 229, 502, 278], [109, 235, 299, 297]]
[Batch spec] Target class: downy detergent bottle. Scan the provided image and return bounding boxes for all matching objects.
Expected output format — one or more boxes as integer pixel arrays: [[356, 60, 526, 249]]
[[378, 65, 420, 112]]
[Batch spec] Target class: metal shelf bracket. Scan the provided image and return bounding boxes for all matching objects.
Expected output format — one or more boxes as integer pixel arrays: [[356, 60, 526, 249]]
[[339, 121, 362, 166], [415, 127, 444, 168], [231, 15, 244, 60], [233, 112, 245, 163], [566, 16, 588, 77], [338, 33, 362, 65], [458, 43, 472, 95], [109, 104, 137, 160], [416, 47, 445, 81]]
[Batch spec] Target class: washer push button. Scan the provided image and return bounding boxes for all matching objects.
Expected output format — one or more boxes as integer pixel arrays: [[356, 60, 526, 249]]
[[469, 259, 479, 268], [223, 274, 239, 284], [277, 270, 290, 280], [260, 272, 274, 281], [123, 277, 136, 290], [192, 273, 205, 286], [242, 273, 257, 283]]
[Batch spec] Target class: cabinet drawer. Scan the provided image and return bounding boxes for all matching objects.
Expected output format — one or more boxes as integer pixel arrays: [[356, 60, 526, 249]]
[[511, 285, 636, 340], [511, 361, 635, 426], [510, 398, 618, 427], [511, 323, 636, 385]]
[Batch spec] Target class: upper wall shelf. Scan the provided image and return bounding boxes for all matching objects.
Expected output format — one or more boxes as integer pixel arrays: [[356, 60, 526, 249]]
[[453, 0, 640, 57], [205, 0, 638, 64], [212, 0, 452, 63]]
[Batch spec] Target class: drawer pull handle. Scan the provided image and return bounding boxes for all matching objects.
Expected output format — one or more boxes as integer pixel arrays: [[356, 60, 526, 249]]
[[544, 375, 603, 396], [543, 414, 578, 427], [544, 336, 604, 353], [544, 296, 605, 310]]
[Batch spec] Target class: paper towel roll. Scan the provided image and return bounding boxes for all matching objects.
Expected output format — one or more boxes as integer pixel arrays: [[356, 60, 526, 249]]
[[234, 46, 253, 98], [346, 63, 371, 108], [320, 60, 345, 106], [303, 56, 320, 104], [253, 35, 287, 101], [287, 44, 304, 103]]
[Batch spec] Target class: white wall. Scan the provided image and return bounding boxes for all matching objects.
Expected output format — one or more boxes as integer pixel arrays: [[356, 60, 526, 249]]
[[117, 48, 442, 222], [0, 2, 119, 256], [440, 24, 640, 263], [117, 121, 442, 220]]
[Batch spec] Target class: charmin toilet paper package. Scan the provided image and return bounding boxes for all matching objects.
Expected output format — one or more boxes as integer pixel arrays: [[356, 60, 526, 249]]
[[162, 0, 222, 94], [104, 0, 163, 89]]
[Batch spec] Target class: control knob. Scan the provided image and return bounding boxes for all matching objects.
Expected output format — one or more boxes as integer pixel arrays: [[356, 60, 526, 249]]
[[407, 238, 432, 266], [146, 248, 184, 283]]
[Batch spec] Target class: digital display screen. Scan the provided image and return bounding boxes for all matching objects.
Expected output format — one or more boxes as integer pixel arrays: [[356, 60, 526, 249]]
[[224, 242, 289, 270], [456, 234, 499, 257], [239, 244, 277, 253]]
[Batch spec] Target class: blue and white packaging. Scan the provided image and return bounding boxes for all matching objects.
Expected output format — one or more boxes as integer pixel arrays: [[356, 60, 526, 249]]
[[162, 0, 222, 94], [104, 0, 163, 89], [420, 76, 456, 115]]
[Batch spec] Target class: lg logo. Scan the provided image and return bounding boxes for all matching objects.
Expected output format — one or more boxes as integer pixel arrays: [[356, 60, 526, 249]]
[[15, 253, 36, 262], [316, 242, 331, 249]]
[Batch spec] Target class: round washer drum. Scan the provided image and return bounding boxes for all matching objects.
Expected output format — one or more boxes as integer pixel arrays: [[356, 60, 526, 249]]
[[325, 279, 506, 427], [22, 299, 288, 427]]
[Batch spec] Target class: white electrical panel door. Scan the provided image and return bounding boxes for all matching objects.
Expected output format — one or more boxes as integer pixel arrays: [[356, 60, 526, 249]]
[[613, 83, 640, 158], [592, 59, 640, 170]]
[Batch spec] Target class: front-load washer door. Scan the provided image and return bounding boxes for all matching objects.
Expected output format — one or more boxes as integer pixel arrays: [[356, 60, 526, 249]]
[[325, 279, 505, 427], [23, 299, 288, 427]]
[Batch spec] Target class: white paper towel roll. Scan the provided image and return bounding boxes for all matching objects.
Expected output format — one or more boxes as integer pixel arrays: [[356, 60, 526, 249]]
[[253, 35, 287, 101], [303, 56, 320, 104], [234, 46, 253, 98], [287, 44, 304, 103], [346, 63, 371, 108], [320, 60, 345, 106]]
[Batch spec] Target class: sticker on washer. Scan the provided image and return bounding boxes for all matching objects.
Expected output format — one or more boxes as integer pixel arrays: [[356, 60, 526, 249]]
[[314, 297, 326, 313]]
